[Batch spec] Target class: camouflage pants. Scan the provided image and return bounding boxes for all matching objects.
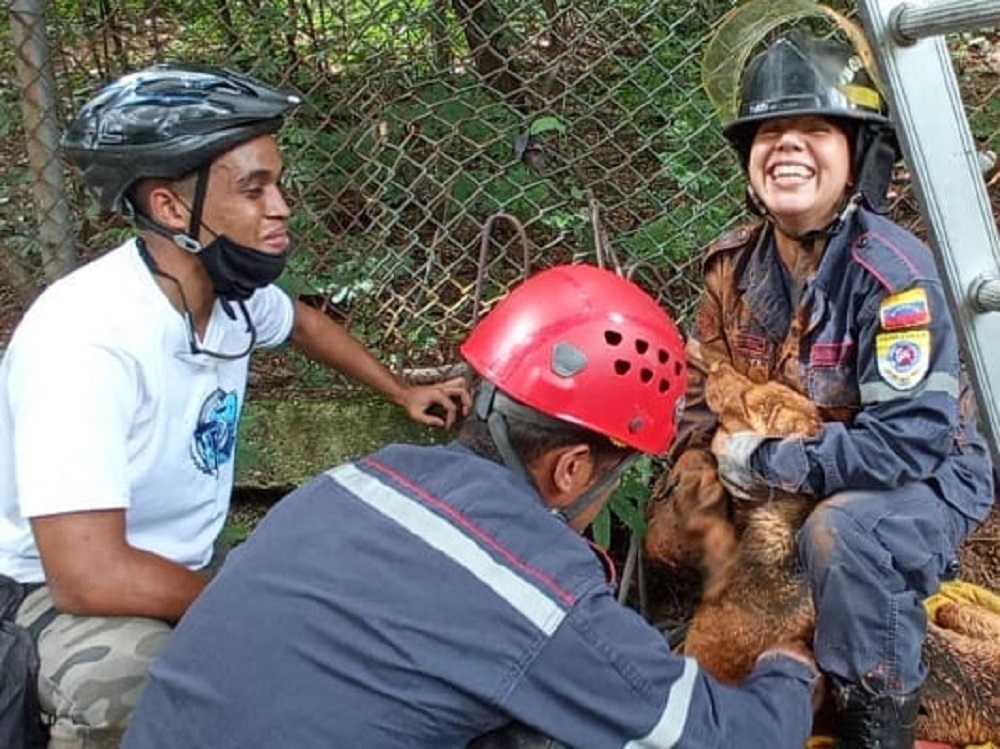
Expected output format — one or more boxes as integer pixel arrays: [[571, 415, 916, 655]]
[[15, 586, 172, 749]]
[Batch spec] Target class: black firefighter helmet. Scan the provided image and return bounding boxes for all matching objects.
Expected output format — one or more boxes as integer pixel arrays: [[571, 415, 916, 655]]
[[723, 31, 900, 213]]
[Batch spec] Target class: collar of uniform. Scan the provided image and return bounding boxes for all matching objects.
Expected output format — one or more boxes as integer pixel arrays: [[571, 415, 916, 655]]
[[808, 210, 857, 298], [737, 226, 797, 342]]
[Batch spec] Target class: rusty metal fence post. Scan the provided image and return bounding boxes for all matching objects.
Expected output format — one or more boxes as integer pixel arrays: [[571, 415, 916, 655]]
[[8, 0, 75, 284]]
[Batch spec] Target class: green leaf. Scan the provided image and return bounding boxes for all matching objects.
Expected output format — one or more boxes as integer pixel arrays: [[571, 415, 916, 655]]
[[529, 116, 567, 136], [590, 505, 612, 549], [609, 492, 646, 536]]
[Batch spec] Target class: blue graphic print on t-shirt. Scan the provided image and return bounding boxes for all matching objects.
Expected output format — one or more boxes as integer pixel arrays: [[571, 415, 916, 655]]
[[191, 388, 239, 475]]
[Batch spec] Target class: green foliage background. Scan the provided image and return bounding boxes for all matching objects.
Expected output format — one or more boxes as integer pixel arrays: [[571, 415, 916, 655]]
[[5, 1, 998, 547]]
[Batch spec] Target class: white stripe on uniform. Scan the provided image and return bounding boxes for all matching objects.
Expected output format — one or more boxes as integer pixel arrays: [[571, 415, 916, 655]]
[[624, 657, 699, 749], [326, 463, 567, 636]]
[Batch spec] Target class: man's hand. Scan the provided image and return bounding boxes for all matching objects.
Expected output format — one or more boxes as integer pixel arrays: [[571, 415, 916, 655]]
[[398, 376, 471, 429], [712, 430, 770, 500], [290, 302, 471, 428]]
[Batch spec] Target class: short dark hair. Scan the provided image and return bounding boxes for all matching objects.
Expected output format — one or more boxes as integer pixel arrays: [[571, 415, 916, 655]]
[[125, 171, 199, 216], [457, 384, 632, 473]]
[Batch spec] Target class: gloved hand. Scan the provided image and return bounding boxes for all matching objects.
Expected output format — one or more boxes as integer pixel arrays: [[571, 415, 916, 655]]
[[712, 430, 770, 500]]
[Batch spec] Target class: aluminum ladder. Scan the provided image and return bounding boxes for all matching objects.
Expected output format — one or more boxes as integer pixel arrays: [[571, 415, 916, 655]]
[[857, 0, 1000, 469]]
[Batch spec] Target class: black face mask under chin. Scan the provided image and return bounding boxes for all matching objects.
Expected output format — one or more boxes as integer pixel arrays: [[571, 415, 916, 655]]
[[196, 234, 288, 301]]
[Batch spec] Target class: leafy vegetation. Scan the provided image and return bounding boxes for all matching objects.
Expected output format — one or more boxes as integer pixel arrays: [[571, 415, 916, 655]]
[[590, 456, 661, 550], [9, 1, 748, 311], [8, 3, 1000, 551]]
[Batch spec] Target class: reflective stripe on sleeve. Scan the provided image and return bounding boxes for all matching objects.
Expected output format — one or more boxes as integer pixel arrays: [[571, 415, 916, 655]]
[[623, 656, 698, 749], [860, 371, 959, 405], [326, 463, 567, 636]]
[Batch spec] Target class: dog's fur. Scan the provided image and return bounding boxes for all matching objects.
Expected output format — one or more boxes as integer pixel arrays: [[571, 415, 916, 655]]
[[646, 363, 1000, 743]]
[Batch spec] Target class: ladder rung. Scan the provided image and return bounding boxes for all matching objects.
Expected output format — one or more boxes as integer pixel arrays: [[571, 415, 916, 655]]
[[891, 0, 1000, 44], [971, 275, 1000, 314]]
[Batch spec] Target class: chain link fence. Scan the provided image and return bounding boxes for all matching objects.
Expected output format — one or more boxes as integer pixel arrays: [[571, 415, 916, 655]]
[[3, 0, 999, 391]]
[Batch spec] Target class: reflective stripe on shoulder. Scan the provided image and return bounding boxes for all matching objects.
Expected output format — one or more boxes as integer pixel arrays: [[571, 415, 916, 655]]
[[860, 371, 959, 404], [325, 463, 568, 636], [623, 657, 699, 749]]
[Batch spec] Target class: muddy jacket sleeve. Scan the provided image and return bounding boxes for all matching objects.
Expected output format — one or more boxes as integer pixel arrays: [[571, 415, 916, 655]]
[[669, 228, 756, 458]]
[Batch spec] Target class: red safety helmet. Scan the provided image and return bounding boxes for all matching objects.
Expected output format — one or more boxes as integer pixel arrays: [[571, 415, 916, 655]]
[[460, 264, 687, 454]]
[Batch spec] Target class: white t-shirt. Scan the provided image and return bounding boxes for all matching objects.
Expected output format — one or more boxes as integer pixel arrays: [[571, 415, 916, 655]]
[[0, 239, 295, 582]]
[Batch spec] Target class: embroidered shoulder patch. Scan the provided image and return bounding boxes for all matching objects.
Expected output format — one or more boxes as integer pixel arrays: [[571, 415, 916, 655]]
[[876, 330, 931, 391], [879, 288, 931, 330]]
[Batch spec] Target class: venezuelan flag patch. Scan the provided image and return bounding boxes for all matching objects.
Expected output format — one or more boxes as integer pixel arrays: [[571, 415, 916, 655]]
[[879, 288, 931, 330]]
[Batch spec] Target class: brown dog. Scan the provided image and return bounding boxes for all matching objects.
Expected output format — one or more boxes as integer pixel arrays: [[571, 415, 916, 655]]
[[646, 363, 1000, 744]]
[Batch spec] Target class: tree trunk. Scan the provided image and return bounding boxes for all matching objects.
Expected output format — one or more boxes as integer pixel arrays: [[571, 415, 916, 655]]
[[538, 0, 565, 55], [216, 0, 243, 60], [449, 0, 522, 98], [428, 0, 453, 74], [283, 0, 302, 72], [300, 0, 327, 77], [97, 0, 127, 71]]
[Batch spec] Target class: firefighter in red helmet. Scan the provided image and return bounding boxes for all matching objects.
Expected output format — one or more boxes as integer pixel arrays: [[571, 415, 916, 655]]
[[124, 264, 821, 749]]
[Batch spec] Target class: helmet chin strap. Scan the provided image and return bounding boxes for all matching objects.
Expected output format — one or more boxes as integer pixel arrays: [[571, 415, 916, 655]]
[[186, 165, 210, 242], [128, 209, 202, 253], [853, 125, 898, 213], [122, 164, 212, 255], [474, 382, 533, 485], [747, 184, 862, 246], [122, 165, 210, 255], [474, 382, 637, 524], [124, 172, 243, 321], [553, 452, 638, 524]]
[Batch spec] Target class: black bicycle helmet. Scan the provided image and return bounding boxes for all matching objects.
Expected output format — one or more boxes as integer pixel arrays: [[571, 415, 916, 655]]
[[62, 63, 301, 213], [723, 31, 899, 212]]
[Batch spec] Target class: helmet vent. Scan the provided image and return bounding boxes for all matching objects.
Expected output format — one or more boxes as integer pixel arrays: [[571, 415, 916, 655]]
[[551, 342, 588, 378], [658, 379, 672, 394], [614, 360, 632, 376], [635, 339, 649, 354], [640, 368, 654, 384], [605, 330, 623, 346]]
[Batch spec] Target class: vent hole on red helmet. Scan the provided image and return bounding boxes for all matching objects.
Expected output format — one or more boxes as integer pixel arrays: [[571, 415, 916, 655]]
[[605, 331, 623, 346], [659, 379, 672, 394], [658, 349, 670, 364], [635, 339, 649, 354], [674, 360, 684, 377], [640, 368, 654, 384], [614, 360, 631, 375]]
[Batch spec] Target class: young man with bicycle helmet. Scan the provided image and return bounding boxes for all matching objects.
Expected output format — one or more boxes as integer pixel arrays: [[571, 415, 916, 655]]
[[0, 64, 468, 747]]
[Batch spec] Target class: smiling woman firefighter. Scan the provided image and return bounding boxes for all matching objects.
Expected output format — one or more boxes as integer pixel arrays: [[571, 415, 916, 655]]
[[662, 4, 996, 747]]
